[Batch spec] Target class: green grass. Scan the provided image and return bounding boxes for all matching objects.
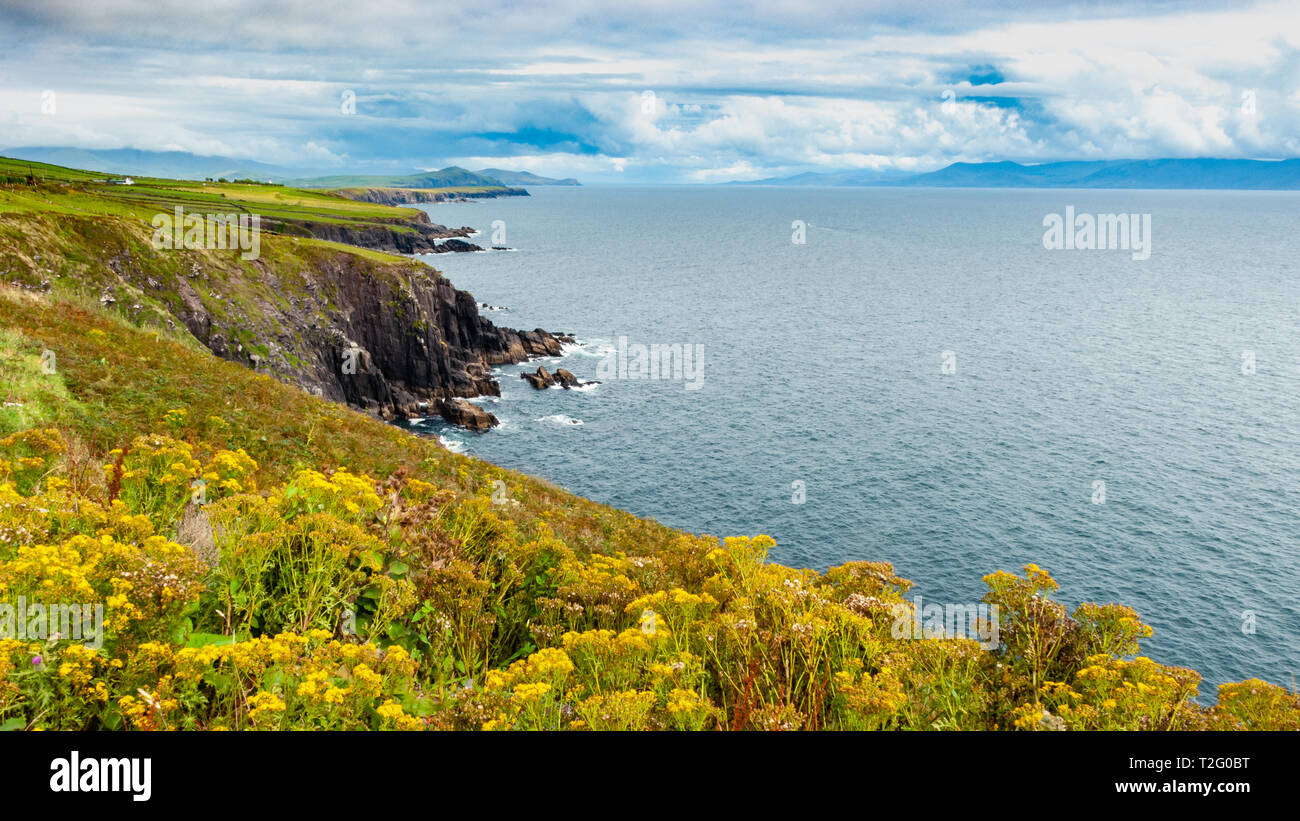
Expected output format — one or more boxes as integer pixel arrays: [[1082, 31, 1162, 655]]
[[0, 179, 427, 225], [0, 155, 433, 230], [0, 155, 110, 183], [0, 322, 80, 430]]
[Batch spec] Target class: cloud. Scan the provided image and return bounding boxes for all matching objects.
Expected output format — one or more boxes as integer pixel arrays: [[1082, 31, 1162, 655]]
[[1, 0, 1298, 181]]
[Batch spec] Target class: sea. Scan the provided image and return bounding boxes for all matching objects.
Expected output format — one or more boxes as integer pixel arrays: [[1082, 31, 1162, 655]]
[[406, 185, 1300, 694]]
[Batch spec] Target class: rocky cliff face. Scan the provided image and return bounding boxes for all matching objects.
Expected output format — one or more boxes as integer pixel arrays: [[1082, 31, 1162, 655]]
[[177, 245, 572, 422], [261, 209, 485, 254], [0, 212, 569, 427], [331, 187, 529, 206], [285, 255, 570, 419]]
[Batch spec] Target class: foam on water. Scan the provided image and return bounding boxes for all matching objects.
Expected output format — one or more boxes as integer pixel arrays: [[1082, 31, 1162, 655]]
[[535, 414, 584, 426], [438, 435, 466, 454]]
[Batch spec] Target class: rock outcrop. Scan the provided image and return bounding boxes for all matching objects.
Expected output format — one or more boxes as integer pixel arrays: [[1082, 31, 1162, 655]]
[[260, 209, 483, 255], [521, 365, 595, 390], [249, 256, 575, 423], [436, 398, 498, 431], [522, 365, 553, 390]]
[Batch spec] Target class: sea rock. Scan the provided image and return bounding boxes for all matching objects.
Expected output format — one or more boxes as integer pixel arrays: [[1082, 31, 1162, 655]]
[[522, 365, 553, 389], [436, 398, 498, 432], [430, 238, 481, 254], [522, 365, 595, 390]]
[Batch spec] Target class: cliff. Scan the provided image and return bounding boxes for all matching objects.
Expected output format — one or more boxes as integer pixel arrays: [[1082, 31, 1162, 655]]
[[260, 208, 486, 254], [329, 186, 529, 206], [0, 208, 567, 424]]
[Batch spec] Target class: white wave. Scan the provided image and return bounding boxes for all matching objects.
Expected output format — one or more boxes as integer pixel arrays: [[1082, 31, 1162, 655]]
[[567, 339, 616, 358], [536, 414, 584, 426], [540, 379, 596, 392], [494, 416, 520, 433], [438, 435, 467, 454]]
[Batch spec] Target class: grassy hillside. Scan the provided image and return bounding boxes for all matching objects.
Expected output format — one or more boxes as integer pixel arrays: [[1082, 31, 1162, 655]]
[[0, 194, 430, 378], [0, 160, 1297, 731], [0, 156, 434, 229]]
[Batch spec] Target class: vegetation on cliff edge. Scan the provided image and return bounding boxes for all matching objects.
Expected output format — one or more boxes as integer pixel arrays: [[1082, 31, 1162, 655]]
[[1, 287, 1297, 731]]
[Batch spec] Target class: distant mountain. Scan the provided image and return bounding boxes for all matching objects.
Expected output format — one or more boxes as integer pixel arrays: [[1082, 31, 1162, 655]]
[[728, 168, 913, 186], [0, 146, 299, 181], [1049, 158, 1300, 189], [899, 159, 1300, 188], [475, 168, 580, 186], [897, 160, 1126, 187], [736, 159, 1300, 190], [288, 167, 513, 189]]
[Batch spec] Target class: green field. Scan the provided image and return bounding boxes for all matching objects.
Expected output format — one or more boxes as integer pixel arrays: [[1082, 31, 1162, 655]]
[[0, 155, 434, 234]]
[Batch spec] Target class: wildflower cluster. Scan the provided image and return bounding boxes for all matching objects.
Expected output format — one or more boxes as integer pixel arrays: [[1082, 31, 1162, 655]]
[[0, 418, 1296, 731]]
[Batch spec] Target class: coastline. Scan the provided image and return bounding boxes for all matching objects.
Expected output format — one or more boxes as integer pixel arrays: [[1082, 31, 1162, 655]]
[[1, 164, 1296, 734]]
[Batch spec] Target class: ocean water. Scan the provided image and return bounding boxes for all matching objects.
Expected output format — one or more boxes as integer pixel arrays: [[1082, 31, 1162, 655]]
[[409, 185, 1300, 693]]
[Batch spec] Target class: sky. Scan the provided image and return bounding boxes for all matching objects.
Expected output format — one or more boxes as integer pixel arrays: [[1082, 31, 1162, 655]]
[[1, 0, 1299, 183]]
